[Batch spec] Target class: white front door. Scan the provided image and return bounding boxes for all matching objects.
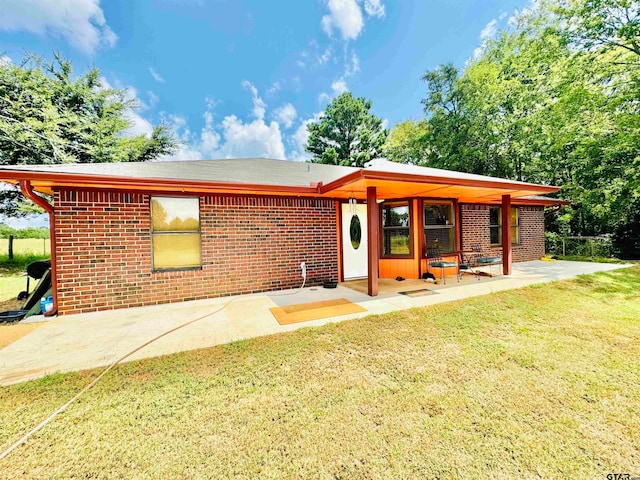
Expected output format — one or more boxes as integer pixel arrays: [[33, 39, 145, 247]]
[[341, 203, 368, 279]]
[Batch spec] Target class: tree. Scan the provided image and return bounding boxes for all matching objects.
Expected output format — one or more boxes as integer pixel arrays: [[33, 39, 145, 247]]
[[419, 62, 511, 177], [384, 119, 430, 165], [387, 1, 640, 255], [0, 53, 177, 215], [555, 0, 640, 59], [305, 92, 388, 167]]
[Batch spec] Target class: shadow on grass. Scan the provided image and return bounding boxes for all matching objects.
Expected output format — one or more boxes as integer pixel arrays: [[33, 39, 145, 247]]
[[0, 253, 50, 275], [572, 265, 640, 296]]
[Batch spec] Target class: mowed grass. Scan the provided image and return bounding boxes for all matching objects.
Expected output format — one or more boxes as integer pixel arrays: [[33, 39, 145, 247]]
[[1, 268, 639, 478], [0, 238, 50, 256], [0, 275, 26, 301]]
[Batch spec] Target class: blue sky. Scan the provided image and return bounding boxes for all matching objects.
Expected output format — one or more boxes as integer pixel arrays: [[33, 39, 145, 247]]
[[1, 0, 529, 165]]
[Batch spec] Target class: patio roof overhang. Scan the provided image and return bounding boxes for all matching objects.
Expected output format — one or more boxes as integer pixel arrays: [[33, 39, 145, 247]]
[[320, 169, 563, 205]]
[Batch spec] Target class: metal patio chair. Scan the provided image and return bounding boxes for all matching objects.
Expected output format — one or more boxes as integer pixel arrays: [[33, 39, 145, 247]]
[[426, 244, 460, 284], [467, 243, 503, 277]]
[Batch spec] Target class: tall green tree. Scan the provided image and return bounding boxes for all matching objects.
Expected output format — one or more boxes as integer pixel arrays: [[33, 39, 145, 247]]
[[0, 53, 177, 215], [383, 119, 430, 165], [393, 2, 640, 255], [555, 0, 640, 59], [305, 92, 388, 167], [419, 62, 511, 177]]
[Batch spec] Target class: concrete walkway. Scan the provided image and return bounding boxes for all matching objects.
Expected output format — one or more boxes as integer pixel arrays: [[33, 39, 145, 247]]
[[0, 260, 631, 385]]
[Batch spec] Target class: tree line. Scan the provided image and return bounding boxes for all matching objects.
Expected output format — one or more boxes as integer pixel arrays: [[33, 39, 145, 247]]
[[2, 1, 638, 257], [305, 0, 640, 258], [0, 224, 49, 239]]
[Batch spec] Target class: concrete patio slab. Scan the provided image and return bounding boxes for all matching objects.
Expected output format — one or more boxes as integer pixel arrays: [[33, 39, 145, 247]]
[[0, 260, 632, 385]]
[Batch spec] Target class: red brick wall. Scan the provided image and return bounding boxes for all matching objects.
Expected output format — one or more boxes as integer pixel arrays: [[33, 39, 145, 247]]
[[460, 204, 545, 262], [54, 189, 338, 315]]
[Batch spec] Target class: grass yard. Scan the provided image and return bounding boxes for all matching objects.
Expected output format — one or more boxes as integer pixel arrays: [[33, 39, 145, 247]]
[[0, 238, 50, 257], [1, 267, 639, 478]]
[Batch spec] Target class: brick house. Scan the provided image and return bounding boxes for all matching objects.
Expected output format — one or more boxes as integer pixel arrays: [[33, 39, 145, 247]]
[[0, 158, 564, 315]]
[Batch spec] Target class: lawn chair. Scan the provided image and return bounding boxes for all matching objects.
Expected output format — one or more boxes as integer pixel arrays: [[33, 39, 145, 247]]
[[468, 243, 502, 277], [425, 244, 460, 284], [460, 244, 483, 280]]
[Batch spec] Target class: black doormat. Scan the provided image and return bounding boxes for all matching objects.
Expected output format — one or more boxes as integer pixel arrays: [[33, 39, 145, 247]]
[[398, 288, 435, 297]]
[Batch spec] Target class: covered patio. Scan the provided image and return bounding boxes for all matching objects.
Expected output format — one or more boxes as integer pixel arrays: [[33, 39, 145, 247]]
[[326, 160, 566, 295], [0, 260, 631, 385]]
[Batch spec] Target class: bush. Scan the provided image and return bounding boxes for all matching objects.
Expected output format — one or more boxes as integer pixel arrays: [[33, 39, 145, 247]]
[[0, 224, 50, 239]]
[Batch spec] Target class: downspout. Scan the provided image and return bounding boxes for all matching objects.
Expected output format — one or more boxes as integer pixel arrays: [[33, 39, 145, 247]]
[[19, 180, 58, 316]]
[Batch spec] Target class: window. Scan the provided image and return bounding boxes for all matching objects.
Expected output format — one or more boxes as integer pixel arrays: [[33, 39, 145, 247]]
[[151, 196, 201, 270], [424, 202, 455, 253], [381, 202, 411, 257], [490, 206, 519, 246]]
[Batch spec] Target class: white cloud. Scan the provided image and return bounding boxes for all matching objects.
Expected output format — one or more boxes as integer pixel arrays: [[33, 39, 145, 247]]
[[344, 51, 360, 77], [0, 55, 11, 66], [267, 81, 281, 97], [318, 78, 349, 104], [160, 84, 286, 161], [480, 18, 499, 41], [216, 115, 285, 159], [290, 112, 324, 162], [364, 0, 385, 17], [0, 0, 117, 55], [241, 80, 266, 120], [125, 111, 155, 137], [149, 67, 165, 83], [147, 91, 160, 109], [158, 113, 205, 161], [470, 48, 482, 62], [321, 0, 385, 40], [322, 0, 364, 40], [318, 47, 332, 65], [200, 110, 221, 154], [332, 79, 349, 95], [472, 12, 508, 61], [273, 103, 297, 129], [99, 77, 155, 137]]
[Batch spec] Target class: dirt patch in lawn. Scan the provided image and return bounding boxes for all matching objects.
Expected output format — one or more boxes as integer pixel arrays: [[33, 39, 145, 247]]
[[0, 298, 23, 312], [0, 322, 43, 349]]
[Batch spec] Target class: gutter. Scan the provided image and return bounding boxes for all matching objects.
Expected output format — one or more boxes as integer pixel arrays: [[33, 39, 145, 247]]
[[0, 170, 323, 197], [544, 204, 567, 217], [19, 180, 57, 317]]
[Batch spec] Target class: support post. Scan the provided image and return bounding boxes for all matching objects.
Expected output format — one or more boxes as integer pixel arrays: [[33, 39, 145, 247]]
[[8, 235, 13, 260], [501, 194, 512, 275], [367, 186, 379, 296]]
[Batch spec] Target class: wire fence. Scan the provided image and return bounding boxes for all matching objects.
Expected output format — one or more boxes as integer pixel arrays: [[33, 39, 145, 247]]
[[0, 237, 51, 257], [545, 233, 614, 258]]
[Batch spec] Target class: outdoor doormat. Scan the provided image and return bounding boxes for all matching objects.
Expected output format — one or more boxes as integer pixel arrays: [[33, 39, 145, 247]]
[[270, 298, 367, 325], [398, 288, 436, 297]]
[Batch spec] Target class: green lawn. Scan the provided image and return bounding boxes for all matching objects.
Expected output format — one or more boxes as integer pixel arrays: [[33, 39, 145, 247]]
[[0, 238, 50, 256], [0, 275, 26, 301], [1, 267, 639, 478]]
